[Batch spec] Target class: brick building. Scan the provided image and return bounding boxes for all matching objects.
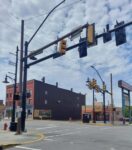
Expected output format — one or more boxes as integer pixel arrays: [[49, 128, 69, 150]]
[[6, 79, 85, 120], [0, 100, 5, 119]]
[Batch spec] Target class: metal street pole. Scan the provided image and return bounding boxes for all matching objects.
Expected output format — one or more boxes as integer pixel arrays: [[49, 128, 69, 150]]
[[103, 82, 106, 124], [93, 88, 96, 123], [9, 46, 19, 131], [21, 41, 28, 132], [21, 0, 65, 132], [17, 20, 24, 134], [110, 73, 114, 125], [128, 90, 131, 124], [91, 66, 106, 123]]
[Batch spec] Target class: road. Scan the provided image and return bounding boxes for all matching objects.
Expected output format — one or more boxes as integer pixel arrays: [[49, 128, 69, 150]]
[[7, 120, 132, 150]]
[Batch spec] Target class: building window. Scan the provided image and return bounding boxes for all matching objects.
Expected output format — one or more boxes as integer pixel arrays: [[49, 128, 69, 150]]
[[28, 99, 32, 104], [45, 100, 48, 104], [6, 94, 8, 98], [10, 93, 12, 98], [77, 103, 80, 107], [77, 97, 80, 100], [27, 89, 32, 97], [57, 100, 61, 104], [45, 91, 48, 95]]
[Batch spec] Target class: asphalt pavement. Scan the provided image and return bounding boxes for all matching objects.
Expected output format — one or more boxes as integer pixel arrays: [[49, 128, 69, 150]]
[[2, 119, 131, 150]]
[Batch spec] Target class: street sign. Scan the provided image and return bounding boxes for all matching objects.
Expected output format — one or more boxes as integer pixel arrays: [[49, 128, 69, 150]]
[[118, 80, 132, 91]]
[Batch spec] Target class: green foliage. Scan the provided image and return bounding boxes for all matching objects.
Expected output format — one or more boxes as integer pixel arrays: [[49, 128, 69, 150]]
[[124, 106, 132, 118]]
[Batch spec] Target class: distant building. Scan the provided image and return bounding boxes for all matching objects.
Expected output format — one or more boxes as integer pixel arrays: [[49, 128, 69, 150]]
[[82, 101, 122, 121], [6, 79, 85, 120], [0, 100, 5, 119]]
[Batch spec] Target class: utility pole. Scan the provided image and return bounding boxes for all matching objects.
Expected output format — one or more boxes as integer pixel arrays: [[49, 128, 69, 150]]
[[93, 88, 96, 123], [17, 20, 24, 133], [103, 82, 106, 123], [110, 73, 114, 125], [9, 47, 19, 131], [21, 0, 65, 132]]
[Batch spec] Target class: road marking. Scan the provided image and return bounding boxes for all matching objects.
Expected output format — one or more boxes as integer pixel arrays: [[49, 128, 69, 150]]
[[15, 146, 41, 150], [36, 126, 58, 130], [100, 127, 114, 130], [44, 126, 89, 135], [44, 138, 57, 141], [45, 131, 81, 138], [110, 147, 116, 150]]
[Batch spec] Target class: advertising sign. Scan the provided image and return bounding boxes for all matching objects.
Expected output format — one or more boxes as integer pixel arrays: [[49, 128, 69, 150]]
[[123, 93, 129, 107]]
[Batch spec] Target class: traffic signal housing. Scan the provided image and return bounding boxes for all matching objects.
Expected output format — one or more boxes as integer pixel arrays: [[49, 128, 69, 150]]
[[102, 83, 106, 92], [86, 23, 97, 46], [59, 39, 67, 54], [114, 21, 126, 46], [103, 24, 112, 43], [88, 81, 93, 90], [92, 79, 97, 88], [95, 85, 100, 93], [78, 38, 87, 58]]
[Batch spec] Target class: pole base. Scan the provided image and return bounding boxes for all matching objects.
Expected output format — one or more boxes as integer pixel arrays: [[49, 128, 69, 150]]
[[9, 122, 17, 131]]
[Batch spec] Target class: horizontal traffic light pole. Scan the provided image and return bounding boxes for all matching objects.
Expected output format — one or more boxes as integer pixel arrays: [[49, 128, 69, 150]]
[[96, 21, 132, 38], [25, 23, 88, 60], [27, 40, 86, 67], [27, 21, 132, 67], [25, 21, 132, 61]]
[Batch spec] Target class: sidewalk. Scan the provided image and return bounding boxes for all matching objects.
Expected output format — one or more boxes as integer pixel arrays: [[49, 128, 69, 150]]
[[0, 128, 44, 149], [82, 120, 131, 126]]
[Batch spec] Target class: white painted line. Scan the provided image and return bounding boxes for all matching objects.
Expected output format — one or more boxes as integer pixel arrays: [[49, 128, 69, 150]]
[[36, 126, 58, 130], [100, 127, 115, 131], [110, 147, 116, 150], [46, 131, 81, 138], [15, 146, 41, 150], [44, 138, 57, 141], [44, 126, 89, 134]]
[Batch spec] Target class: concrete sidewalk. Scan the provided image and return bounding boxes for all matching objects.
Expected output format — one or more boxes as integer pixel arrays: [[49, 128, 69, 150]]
[[0, 129, 44, 149]]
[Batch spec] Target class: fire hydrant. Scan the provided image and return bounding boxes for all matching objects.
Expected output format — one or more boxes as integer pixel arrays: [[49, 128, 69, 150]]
[[4, 123, 8, 130]]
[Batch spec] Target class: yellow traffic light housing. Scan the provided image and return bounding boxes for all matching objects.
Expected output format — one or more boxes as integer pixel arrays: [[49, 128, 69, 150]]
[[87, 23, 95, 45], [102, 83, 106, 92], [59, 39, 67, 54], [88, 81, 93, 89], [92, 79, 97, 88]]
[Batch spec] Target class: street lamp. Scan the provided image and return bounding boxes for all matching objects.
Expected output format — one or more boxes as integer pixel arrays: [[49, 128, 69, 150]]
[[3, 74, 17, 130], [90, 65, 106, 124], [21, 0, 65, 132], [86, 78, 96, 123], [3, 47, 19, 131]]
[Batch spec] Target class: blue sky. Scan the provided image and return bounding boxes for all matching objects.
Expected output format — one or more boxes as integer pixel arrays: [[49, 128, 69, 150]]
[[0, 0, 132, 106]]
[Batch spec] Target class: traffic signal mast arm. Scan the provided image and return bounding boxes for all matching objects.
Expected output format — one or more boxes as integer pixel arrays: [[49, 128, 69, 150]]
[[27, 40, 87, 67], [86, 78, 112, 95], [25, 21, 132, 67]]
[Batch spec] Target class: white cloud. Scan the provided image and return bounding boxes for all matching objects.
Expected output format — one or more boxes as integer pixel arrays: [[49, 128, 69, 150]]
[[0, 0, 132, 106]]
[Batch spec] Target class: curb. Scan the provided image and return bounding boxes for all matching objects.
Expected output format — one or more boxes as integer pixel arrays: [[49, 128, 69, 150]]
[[0, 144, 20, 149], [0, 132, 44, 149], [88, 123, 113, 126]]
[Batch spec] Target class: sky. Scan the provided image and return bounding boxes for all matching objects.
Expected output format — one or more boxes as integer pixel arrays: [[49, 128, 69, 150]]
[[0, 0, 132, 106]]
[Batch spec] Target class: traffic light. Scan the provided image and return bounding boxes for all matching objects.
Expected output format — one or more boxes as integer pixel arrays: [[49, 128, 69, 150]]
[[103, 24, 112, 43], [59, 39, 67, 54], [88, 81, 93, 90], [78, 38, 87, 58], [114, 21, 126, 46], [92, 79, 97, 88], [95, 85, 100, 93], [102, 83, 106, 92], [86, 23, 96, 46]]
